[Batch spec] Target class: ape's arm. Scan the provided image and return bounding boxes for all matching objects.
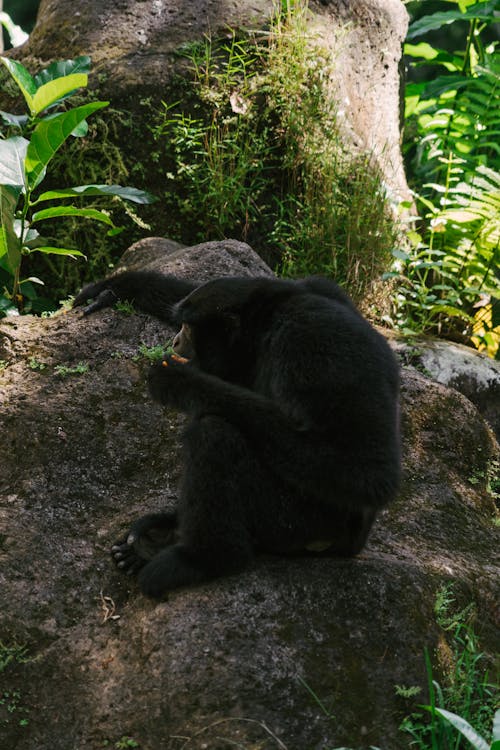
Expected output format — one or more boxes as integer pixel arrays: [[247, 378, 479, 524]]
[[149, 359, 399, 511], [73, 270, 198, 321]]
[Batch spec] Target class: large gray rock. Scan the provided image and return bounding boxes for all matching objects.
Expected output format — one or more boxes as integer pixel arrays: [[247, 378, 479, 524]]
[[0, 240, 498, 750], [392, 336, 500, 440], [7, 0, 410, 204]]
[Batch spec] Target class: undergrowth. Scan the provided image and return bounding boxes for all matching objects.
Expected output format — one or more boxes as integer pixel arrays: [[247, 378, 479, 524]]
[[153, 0, 397, 301], [389, 0, 500, 358], [400, 583, 498, 749]]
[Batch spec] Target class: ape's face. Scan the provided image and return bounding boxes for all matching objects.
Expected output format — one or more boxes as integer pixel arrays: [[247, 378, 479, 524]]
[[171, 283, 246, 380]]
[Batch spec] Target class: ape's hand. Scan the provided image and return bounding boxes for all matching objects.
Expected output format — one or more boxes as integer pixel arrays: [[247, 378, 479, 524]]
[[148, 356, 196, 411], [73, 281, 117, 315]]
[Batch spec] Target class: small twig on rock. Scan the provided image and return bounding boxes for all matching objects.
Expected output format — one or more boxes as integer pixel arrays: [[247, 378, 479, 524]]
[[99, 590, 120, 623]]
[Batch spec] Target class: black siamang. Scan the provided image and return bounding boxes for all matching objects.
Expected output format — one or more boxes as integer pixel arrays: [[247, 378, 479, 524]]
[[74, 270, 401, 598]]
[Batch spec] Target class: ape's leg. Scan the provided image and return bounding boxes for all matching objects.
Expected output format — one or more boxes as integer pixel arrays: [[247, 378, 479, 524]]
[[319, 506, 377, 557], [137, 416, 258, 598], [343, 506, 378, 556], [252, 491, 377, 558], [112, 511, 178, 575]]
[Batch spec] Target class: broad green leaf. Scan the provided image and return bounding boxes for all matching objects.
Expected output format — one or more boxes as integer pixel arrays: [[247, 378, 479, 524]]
[[0, 136, 29, 188], [29, 246, 86, 259], [31, 74, 88, 115], [33, 56, 91, 88], [407, 2, 499, 39], [0, 185, 21, 273], [434, 708, 489, 750], [36, 184, 158, 204], [0, 57, 36, 113], [25, 102, 109, 189], [32, 205, 116, 228], [37, 110, 89, 137]]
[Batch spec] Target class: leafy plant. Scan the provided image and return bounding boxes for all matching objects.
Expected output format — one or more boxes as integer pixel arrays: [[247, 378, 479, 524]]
[[392, 0, 500, 357], [53, 362, 89, 377], [27, 356, 47, 371], [0, 641, 28, 673], [0, 641, 30, 729], [114, 737, 140, 749], [426, 707, 500, 750], [135, 343, 170, 363], [400, 585, 497, 749], [0, 55, 157, 316], [114, 300, 136, 315]]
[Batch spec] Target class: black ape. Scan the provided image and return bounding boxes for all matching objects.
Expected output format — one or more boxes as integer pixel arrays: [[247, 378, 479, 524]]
[[74, 272, 401, 598]]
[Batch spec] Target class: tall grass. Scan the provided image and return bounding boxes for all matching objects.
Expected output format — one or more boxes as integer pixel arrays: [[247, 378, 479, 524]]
[[154, 0, 397, 300]]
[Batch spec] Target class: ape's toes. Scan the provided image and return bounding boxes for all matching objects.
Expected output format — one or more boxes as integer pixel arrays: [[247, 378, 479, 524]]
[[110, 538, 146, 576]]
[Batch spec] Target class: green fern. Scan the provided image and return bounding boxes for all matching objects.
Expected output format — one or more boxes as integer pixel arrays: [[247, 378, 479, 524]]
[[395, 2, 500, 357], [410, 55, 500, 184]]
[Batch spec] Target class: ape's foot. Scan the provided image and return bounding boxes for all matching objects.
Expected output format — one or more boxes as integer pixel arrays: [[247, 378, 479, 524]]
[[111, 511, 178, 576], [137, 544, 210, 599]]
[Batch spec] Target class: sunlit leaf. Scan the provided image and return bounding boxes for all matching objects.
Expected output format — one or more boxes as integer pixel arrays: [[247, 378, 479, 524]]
[[0, 57, 36, 113], [35, 184, 158, 204], [29, 246, 86, 259], [433, 708, 489, 750], [31, 74, 88, 115], [31, 206, 117, 227], [25, 102, 109, 189], [0, 136, 29, 188]]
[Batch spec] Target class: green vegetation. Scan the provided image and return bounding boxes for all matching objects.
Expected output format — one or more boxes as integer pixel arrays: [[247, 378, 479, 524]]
[[400, 584, 498, 749], [27, 355, 46, 371], [115, 300, 136, 315], [423, 707, 499, 750], [1, 0, 498, 365], [53, 361, 89, 377], [0, 640, 30, 729], [388, 0, 500, 358], [0, 55, 156, 316], [114, 737, 140, 749], [101, 736, 140, 748], [154, 0, 397, 301], [0, 641, 28, 673], [134, 343, 172, 363]]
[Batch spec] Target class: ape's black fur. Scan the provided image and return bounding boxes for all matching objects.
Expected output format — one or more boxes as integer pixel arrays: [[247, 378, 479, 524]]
[[75, 272, 401, 598]]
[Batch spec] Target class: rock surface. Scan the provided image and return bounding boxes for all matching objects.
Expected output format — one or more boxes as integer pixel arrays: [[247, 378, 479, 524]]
[[1, 239, 498, 750], [393, 336, 500, 440]]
